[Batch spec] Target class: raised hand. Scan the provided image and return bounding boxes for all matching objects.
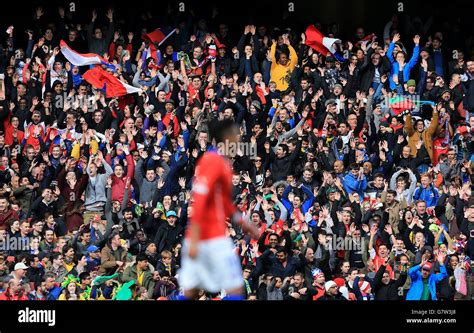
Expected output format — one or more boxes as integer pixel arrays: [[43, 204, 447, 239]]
[[392, 33, 401, 43], [106, 8, 114, 22], [413, 35, 420, 45]]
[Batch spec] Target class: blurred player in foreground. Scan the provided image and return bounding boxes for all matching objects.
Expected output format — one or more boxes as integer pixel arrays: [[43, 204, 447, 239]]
[[178, 119, 259, 300]]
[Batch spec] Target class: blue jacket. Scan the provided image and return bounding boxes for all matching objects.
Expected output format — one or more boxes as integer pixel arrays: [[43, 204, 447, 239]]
[[387, 42, 420, 90], [406, 264, 447, 300], [46, 286, 62, 300], [412, 185, 439, 207], [343, 173, 367, 198], [281, 185, 314, 215]]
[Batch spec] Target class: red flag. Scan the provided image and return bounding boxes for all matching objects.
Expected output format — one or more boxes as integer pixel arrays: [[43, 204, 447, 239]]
[[390, 98, 415, 116], [83, 67, 141, 98], [142, 29, 165, 45], [141, 28, 177, 65], [355, 33, 376, 48]]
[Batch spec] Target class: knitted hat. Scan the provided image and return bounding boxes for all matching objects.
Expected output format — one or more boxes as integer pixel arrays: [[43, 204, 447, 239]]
[[324, 280, 337, 292], [311, 268, 324, 279], [333, 277, 346, 288], [251, 100, 261, 111], [358, 280, 371, 294]]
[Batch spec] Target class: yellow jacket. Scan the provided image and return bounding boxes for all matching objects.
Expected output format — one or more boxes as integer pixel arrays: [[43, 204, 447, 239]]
[[270, 42, 298, 91]]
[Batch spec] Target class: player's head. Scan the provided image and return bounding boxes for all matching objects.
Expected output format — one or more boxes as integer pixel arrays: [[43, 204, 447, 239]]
[[209, 119, 239, 146]]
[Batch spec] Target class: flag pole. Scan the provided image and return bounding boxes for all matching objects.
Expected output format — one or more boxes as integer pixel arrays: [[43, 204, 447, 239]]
[[158, 28, 177, 46]]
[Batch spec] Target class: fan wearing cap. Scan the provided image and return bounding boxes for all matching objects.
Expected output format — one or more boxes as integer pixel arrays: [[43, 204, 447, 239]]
[[406, 253, 447, 300], [153, 210, 184, 254], [452, 124, 472, 161], [9, 262, 28, 283], [85, 244, 102, 271]]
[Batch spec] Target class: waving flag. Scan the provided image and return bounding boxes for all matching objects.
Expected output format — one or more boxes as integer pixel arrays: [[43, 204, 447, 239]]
[[355, 33, 376, 48], [141, 27, 177, 66], [389, 96, 436, 116], [60, 40, 114, 69], [83, 66, 141, 98], [305, 25, 344, 61]]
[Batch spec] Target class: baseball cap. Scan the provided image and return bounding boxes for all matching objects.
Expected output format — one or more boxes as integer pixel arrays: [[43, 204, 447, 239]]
[[325, 99, 337, 107], [379, 119, 390, 128], [406, 79, 416, 88], [428, 224, 440, 234], [326, 187, 338, 196], [324, 280, 338, 292], [14, 262, 28, 270], [87, 245, 100, 253], [166, 210, 178, 218], [422, 262, 433, 271]]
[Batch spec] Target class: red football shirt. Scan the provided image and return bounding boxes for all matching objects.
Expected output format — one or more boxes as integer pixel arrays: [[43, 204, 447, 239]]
[[188, 152, 236, 241]]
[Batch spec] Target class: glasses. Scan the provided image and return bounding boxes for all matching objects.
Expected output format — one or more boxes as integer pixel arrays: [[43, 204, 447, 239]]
[[254, 159, 261, 162]]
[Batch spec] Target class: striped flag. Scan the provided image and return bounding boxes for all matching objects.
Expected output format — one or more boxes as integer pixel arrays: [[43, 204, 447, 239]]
[[305, 25, 345, 61], [60, 40, 114, 69]]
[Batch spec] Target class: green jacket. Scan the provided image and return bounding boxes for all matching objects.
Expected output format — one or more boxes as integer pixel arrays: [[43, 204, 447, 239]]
[[121, 264, 155, 296]]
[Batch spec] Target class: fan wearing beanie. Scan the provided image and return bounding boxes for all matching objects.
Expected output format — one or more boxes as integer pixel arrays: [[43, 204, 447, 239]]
[[317, 280, 346, 301], [353, 274, 375, 301]]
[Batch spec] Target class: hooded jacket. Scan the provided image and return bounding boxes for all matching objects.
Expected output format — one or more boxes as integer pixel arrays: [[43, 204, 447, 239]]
[[406, 263, 447, 300], [343, 172, 368, 198]]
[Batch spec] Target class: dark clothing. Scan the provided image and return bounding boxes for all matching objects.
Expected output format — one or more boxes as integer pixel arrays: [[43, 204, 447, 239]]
[[373, 264, 407, 300]]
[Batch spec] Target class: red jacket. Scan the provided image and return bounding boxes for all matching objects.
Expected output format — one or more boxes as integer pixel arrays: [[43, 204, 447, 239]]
[[0, 290, 29, 300], [0, 209, 19, 228]]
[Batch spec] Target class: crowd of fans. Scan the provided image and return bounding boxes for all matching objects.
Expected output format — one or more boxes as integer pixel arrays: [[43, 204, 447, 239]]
[[0, 4, 473, 301]]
